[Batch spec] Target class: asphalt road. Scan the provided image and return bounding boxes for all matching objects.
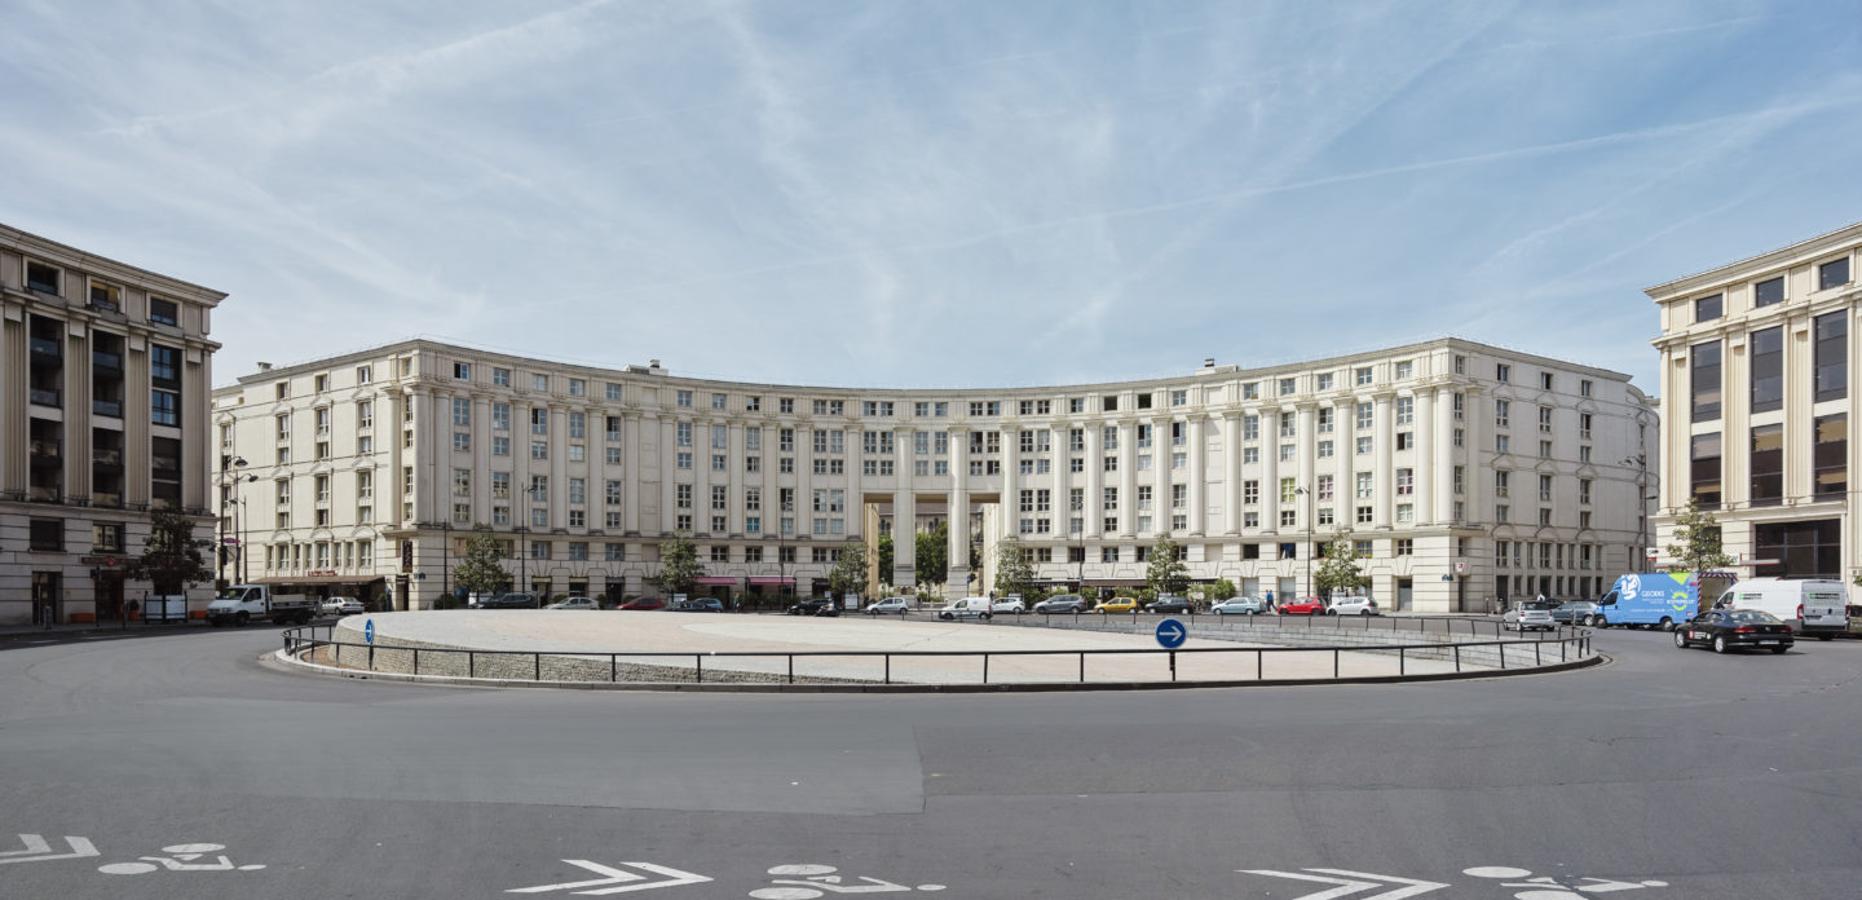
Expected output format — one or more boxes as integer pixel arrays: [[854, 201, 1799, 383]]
[[2, 623, 1859, 900]]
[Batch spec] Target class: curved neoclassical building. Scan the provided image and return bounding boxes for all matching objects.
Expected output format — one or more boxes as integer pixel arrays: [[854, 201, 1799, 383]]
[[212, 337, 1655, 613]]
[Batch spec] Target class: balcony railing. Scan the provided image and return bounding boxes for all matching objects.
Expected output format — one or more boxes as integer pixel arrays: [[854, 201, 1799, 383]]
[[27, 486, 62, 503], [30, 440, 62, 459], [93, 399, 123, 418], [29, 337, 60, 358], [92, 350, 124, 372], [92, 492, 124, 509], [29, 388, 61, 407], [93, 449, 124, 468]]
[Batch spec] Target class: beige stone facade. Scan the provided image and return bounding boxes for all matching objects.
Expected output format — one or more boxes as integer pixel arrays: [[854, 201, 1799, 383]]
[[213, 337, 1651, 613]]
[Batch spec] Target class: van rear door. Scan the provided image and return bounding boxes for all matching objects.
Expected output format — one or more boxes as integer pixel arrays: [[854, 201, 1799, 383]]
[[1801, 585, 1848, 633]]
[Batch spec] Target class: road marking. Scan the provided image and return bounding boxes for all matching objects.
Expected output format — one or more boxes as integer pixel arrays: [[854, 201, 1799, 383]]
[[0, 834, 99, 865], [1241, 868, 1448, 900], [508, 860, 712, 895]]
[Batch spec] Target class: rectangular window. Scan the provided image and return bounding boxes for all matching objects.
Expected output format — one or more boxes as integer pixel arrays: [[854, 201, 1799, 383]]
[[1818, 256, 1849, 291], [1354, 366, 1373, 386], [1694, 293, 1722, 322], [1496, 363, 1510, 383], [1750, 425, 1783, 508], [1750, 325, 1784, 413], [1815, 414, 1847, 499], [1691, 432, 1722, 509], [453, 361, 472, 380], [1815, 311, 1847, 403], [1691, 341, 1722, 422], [147, 297, 180, 326], [1754, 276, 1785, 307]]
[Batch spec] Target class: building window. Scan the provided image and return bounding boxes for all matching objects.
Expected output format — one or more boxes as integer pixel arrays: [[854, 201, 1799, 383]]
[[453, 361, 471, 380], [1690, 341, 1722, 422], [1691, 432, 1722, 509], [1750, 326, 1784, 413], [1694, 293, 1722, 322], [1815, 311, 1847, 403], [149, 297, 180, 326], [1815, 414, 1847, 499], [1750, 425, 1783, 508], [1754, 276, 1784, 307], [1754, 519, 1840, 579], [1818, 257, 1850, 291], [492, 367, 511, 387], [1496, 363, 1510, 383], [1354, 367, 1372, 386], [29, 519, 63, 551], [24, 260, 60, 294]]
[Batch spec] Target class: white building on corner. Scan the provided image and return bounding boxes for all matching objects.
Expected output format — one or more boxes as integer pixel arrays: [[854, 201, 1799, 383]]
[[212, 337, 1652, 613]]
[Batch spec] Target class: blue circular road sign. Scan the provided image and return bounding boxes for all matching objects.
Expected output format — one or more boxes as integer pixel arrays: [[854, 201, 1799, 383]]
[[1154, 618, 1187, 649], [364, 619, 375, 645]]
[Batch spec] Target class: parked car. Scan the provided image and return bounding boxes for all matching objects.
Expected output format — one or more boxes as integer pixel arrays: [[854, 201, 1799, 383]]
[[669, 597, 724, 612], [1278, 596, 1328, 616], [787, 598, 841, 617], [320, 596, 365, 616], [864, 597, 912, 615], [545, 596, 599, 610], [1212, 596, 1268, 616], [1715, 578, 1847, 640], [478, 592, 540, 609], [1033, 594, 1090, 614], [1095, 596, 1139, 614], [1503, 601, 1558, 632], [1548, 599, 1601, 625], [618, 596, 667, 611], [991, 596, 1027, 614], [1328, 595, 1379, 616], [1145, 595, 1191, 614], [1674, 609, 1794, 654], [937, 597, 993, 620]]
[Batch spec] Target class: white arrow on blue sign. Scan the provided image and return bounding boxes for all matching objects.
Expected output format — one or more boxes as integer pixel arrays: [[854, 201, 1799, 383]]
[[1154, 618, 1187, 649], [364, 619, 375, 645]]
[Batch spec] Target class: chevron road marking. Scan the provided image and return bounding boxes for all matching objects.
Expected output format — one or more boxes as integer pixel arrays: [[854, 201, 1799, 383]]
[[1240, 868, 1449, 900], [0, 834, 101, 866]]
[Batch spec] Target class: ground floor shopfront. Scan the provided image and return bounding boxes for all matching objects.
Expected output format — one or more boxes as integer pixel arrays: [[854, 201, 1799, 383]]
[[0, 506, 214, 626], [1657, 502, 1853, 590]]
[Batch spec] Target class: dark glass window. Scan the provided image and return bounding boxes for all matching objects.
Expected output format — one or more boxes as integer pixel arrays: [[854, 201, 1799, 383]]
[[24, 261, 59, 294], [1691, 432, 1722, 509], [151, 390, 179, 427], [1753, 276, 1784, 307], [1815, 414, 1847, 499], [92, 523, 124, 552], [150, 344, 180, 388], [1755, 519, 1840, 579], [1750, 326, 1784, 413], [1818, 257, 1850, 291], [1694, 294, 1723, 322], [151, 437, 183, 507], [149, 298, 179, 327], [1749, 425, 1783, 507], [1815, 311, 1847, 402], [1690, 341, 1722, 422], [29, 519, 63, 551]]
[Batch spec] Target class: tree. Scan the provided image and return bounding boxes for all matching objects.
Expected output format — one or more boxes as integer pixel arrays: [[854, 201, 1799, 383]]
[[1209, 578, 1238, 602], [994, 535, 1037, 599], [655, 533, 704, 596], [1665, 498, 1733, 573], [127, 505, 214, 595], [1146, 535, 1190, 596], [453, 529, 509, 598], [1313, 532, 1369, 598], [828, 539, 868, 599], [877, 533, 895, 586], [915, 521, 949, 589]]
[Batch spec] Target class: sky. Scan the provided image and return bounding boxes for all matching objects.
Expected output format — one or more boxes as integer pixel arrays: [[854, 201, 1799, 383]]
[[3, 0, 1861, 395]]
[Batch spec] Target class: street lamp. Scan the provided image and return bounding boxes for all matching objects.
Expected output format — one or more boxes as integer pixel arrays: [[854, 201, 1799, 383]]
[[230, 474, 257, 583], [217, 455, 248, 584]]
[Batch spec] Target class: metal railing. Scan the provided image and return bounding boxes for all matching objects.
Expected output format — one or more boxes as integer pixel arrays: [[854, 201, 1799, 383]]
[[279, 623, 1594, 687], [973, 609, 1574, 640]]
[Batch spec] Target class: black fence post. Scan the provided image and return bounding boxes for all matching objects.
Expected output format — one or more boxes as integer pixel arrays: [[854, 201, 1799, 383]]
[[611, 654, 617, 682], [696, 655, 703, 684], [1398, 647, 1405, 676], [1332, 648, 1339, 678], [1079, 652, 1085, 683], [469, 651, 475, 678], [788, 655, 794, 684], [534, 653, 540, 681], [1453, 644, 1461, 673], [413, 648, 420, 676]]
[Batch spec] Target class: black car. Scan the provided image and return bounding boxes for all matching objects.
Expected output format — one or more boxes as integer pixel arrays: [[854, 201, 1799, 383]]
[[478, 592, 539, 609], [1673, 609, 1794, 654], [786, 598, 840, 617], [1145, 595, 1192, 614], [669, 598, 725, 613]]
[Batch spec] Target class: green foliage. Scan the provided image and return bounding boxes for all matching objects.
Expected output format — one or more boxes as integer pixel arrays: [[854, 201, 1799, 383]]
[[655, 533, 705, 595], [1209, 578, 1238, 601], [1314, 532, 1369, 597], [1146, 535, 1190, 596], [994, 535, 1037, 599], [877, 533, 895, 584], [453, 529, 509, 597], [1665, 498, 1733, 574], [127, 505, 213, 595], [915, 521, 949, 589], [828, 539, 868, 599]]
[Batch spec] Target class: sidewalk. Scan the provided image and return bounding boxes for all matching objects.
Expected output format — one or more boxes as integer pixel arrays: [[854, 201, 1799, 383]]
[[0, 619, 206, 643]]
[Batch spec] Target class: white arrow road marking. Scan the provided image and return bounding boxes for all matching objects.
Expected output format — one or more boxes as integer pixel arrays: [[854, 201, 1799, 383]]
[[0, 834, 100, 865], [507, 860, 712, 895], [1240, 869, 1448, 900]]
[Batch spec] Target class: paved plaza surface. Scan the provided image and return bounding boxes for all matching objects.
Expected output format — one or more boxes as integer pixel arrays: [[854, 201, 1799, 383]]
[[2, 624, 1859, 899], [323, 610, 1476, 683]]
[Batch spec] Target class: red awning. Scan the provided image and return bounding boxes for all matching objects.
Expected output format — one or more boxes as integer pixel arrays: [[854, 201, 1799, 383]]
[[747, 577, 796, 586], [694, 576, 740, 586]]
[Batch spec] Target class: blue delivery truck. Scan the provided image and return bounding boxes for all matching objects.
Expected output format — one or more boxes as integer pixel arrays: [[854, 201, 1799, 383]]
[[1595, 572, 1734, 629]]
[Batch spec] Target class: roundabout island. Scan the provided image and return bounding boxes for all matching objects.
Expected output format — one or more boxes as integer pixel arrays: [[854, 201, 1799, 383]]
[[280, 610, 1598, 690]]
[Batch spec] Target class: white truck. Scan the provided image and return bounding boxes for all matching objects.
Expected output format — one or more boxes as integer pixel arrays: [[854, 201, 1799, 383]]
[[1717, 577, 1849, 640], [936, 597, 994, 620], [208, 584, 319, 627]]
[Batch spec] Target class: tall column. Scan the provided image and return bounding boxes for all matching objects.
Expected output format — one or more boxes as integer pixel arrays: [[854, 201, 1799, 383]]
[[658, 416, 677, 533], [728, 419, 746, 535], [411, 389, 436, 525], [0, 313, 24, 493], [759, 418, 776, 539], [1002, 425, 1020, 537], [1295, 404, 1315, 533], [947, 425, 970, 597], [63, 323, 91, 501], [1118, 420, 1136, 537], [1415, 390, 1436, 525], [1084, 423, 1103, 539], [693, 418, 712, 536], [549, 403, 569, 530], [893, 425, 915, 586], [1432, 389, 1454, 526], [1051, 422, 1071, 538], [1334, 400, 1353, 530], [1261, 408, 1280, 533], [796, 424, 815, 539], [623, 412, 644, 534], [843, 422, 860, 538], [1374, 392, 1394, 529], [1223, 413, 1242, 534], [386, 389, 405, 527], [1151, 418, 1169, 535], [472, 394, 492, 516], [1189, 416, 1207, 535]]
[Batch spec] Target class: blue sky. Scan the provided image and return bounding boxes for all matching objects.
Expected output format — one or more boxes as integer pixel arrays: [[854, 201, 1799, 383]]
[[4, 0, 1860, 394]]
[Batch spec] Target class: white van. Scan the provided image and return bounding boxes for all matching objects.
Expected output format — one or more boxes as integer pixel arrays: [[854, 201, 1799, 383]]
[[1717, 578, 1848, 640], [936, 597, 993, 620]]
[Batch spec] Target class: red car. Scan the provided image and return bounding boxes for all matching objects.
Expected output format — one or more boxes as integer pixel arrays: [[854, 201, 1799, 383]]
[[1278, 596, 1328, 616], [617, 596, 667, 611]]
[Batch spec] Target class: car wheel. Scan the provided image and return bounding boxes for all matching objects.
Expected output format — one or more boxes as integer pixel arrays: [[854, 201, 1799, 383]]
[[1359, 609, 1372, 616], [1817, 634, 1834, 641], [1771, 645, 1789, 654], [1658, 616, 1675, 631], [1325, 609, 1337, 616], [1712, 635, 1728, 654], [234, 611, 249, 627], [1673, 630, 1688, 649]]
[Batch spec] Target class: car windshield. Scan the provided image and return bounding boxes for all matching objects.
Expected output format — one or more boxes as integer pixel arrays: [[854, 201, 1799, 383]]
[[1726, 610, 1782, 624]]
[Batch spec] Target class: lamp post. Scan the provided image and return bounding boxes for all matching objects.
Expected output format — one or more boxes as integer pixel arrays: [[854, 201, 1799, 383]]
[[1295, 485, 1313, 597], [230, 474, 257, 582], [217, 455, 248, 584]]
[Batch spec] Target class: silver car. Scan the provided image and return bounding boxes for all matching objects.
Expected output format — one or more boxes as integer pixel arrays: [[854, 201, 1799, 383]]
[[1504, 601, 1558, 632], [1211, 596, 1268, 615], [1548, 600, 1601, 626], [320, 596, 364, 616]]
